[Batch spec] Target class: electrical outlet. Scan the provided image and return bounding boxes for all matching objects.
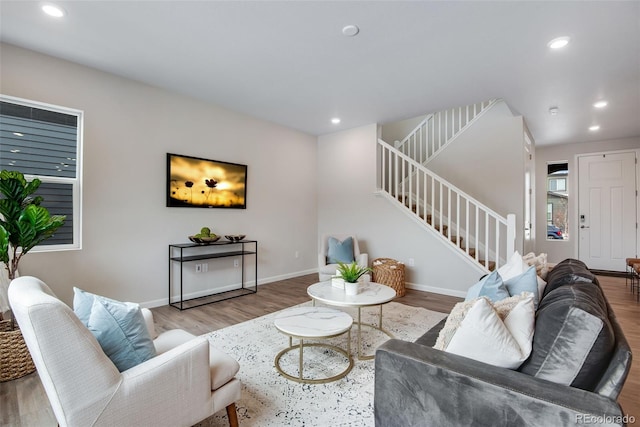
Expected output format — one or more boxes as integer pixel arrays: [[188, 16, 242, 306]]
[[195, 264, 202, 273], [408, 258, 415, 267], [234, 259, 239, 268], [202, 263, 208, 272]]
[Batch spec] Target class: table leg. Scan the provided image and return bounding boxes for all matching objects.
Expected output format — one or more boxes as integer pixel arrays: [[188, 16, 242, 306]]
[[299, 338, 304, 380], [357, 307, 362, 359]]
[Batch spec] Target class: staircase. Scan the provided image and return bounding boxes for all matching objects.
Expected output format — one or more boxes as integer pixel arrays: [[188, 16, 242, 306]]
[[377, 100, 515, 273], [394, 99, 498, 166]]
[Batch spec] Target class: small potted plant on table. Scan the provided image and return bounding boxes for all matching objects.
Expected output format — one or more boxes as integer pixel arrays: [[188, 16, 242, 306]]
[[337, 261, 372, 295], [0, 170, 66, 381]]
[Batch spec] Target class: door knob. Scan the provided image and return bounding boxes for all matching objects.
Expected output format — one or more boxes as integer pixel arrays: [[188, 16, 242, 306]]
[[580, 225, 590, 229]]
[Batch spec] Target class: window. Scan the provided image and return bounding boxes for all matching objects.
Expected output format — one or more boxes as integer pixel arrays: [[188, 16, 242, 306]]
[[546, 162, 568, 241], [0, 95, 82, 250]]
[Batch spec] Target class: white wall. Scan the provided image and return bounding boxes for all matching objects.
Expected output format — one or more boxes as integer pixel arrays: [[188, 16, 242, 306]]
[[1, 43, 318, 307], [317, 124, 482, 297], [535, 136, 640, 263]]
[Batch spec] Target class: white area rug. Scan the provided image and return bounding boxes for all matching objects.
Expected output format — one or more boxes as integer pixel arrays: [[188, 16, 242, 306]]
[[202, 301, 446, 427]]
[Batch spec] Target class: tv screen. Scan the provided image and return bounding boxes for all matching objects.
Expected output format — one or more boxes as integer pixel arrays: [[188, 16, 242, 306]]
[[167, 153, 247, 209]]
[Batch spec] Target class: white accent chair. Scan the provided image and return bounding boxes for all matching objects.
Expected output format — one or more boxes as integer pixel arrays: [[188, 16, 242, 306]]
[[318, 234, 369, 281], [8, 276, 241, 427]]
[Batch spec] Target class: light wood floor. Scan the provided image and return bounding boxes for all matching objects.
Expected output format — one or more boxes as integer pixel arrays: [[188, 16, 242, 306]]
[[1, 273, 637, 426]]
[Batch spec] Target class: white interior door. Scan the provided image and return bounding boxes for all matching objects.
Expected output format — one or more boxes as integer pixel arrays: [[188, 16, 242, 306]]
[[578, 151, 637, 271]]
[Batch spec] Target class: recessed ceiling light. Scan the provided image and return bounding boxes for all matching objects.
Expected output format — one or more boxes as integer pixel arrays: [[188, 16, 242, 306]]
[[593, 100, 608, 108], [547, 36, 570, 49], [548, 107, 559, 116], [589, 125, 600, 131], [342, 25, 359, 37], [42, 3, 66, 18], [331, 118, 341, 125]]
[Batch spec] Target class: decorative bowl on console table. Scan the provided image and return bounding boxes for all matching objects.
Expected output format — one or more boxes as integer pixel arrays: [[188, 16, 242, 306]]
[[225, 235, 246, 242], [188, 235, 220, 244]]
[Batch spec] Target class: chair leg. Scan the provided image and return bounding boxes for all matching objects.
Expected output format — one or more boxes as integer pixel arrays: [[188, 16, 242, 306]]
[[226, 403, 239, 427]]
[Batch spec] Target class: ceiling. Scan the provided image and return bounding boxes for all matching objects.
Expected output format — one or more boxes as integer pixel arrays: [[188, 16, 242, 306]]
[[1, 1, 639, 146]]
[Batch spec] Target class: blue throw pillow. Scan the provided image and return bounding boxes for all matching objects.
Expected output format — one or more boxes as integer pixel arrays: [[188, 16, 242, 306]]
[[327, 236, 355, 264], [465, 270, 509, 302], [73, 288, 156, 372], [504, 265, 540, 308]]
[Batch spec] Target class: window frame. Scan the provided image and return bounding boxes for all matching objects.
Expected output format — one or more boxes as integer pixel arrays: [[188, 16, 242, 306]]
[[546, 161, 569, 241], [0, 94, 83, 252]]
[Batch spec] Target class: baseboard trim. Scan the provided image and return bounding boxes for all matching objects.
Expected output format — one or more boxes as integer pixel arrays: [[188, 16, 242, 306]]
[[406, 282, 466, 299], [141, 268, 319, 308], [590, 269, 628, 278]]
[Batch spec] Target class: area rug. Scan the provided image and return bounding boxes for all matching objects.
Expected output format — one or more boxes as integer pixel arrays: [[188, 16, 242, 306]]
[[200, 301, 447, 427]]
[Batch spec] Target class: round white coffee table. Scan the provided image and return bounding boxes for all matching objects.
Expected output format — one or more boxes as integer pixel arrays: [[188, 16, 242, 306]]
[[274, 306, 354, 384], [307, 281, 396, 360]]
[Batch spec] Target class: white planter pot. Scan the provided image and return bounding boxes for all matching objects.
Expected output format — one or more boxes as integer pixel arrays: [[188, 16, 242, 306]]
[[344, 281, 359, 295]]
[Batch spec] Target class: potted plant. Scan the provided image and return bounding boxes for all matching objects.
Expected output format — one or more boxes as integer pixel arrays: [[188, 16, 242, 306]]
[[0, 170, 65, 381], [337, 261, 372, 295]]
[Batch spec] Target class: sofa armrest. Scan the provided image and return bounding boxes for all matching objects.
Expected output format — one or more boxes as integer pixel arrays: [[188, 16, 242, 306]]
[[375, 339, 626, 427], [93, 337, 214, 427], [356, 252, 369, 268]]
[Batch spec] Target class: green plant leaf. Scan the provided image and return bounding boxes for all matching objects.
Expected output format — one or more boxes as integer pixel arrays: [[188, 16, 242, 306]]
[[336, 261, 372, 283], [17, 205, 65, 253], [0, 225, 9, 264]]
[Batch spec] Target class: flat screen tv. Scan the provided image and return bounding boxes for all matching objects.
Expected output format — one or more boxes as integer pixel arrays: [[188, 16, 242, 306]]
[[167, 153, 247, 209]]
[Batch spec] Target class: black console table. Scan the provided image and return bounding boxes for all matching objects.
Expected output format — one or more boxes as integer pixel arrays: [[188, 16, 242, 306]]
[[168, 240, 257, 310]]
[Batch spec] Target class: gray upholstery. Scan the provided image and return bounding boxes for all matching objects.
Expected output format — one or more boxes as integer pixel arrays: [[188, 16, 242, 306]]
[[374, 259, 632, 427], [519, 284, 615, 390]]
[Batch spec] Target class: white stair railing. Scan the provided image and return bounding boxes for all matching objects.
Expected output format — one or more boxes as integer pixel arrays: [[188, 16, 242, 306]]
[[378, 138, 515, 271], [394, 99, 498, 165]]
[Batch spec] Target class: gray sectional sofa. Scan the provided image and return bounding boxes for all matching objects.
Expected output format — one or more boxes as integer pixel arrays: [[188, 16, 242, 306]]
[[374, 259, 633, 427]]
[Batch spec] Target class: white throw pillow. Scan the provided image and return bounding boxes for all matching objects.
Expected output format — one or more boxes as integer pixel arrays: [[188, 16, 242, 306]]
[[437, 293, 535, 369], [497, 251, 529, 282]]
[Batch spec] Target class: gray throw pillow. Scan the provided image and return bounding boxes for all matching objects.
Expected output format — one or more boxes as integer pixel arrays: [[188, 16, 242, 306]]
[[518, 284, 614, 391]]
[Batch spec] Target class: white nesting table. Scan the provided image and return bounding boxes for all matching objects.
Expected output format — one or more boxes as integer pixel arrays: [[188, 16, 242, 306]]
[[307, 281, 396, 360], [274, 306, 354, 384]]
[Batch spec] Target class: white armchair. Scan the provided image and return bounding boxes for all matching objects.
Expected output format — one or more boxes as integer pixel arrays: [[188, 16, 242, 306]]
[[318, 234, 369, 281], [8, 276, 241, 427]]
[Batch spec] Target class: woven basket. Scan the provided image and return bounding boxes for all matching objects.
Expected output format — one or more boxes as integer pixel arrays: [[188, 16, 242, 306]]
[[372, 258, 406, 297], [0, 319, 36, 382]]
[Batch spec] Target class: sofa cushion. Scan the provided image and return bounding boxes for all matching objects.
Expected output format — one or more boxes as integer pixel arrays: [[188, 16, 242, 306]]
[[327, 236, 355, 264], [518, 283, 614, 391], [504, 265, 540, 308], [73, 288, 157, 372], [464, 270, 509, 302], [154, 329, 240, 390], [542, 258, 597, 297], [435, 293, 535, 369]]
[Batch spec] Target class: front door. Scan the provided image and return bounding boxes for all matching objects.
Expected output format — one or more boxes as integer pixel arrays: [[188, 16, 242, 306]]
[[578, 151, 637, 271]]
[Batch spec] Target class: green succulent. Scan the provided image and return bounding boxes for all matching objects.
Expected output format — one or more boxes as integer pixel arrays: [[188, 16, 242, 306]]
[[336, 261, 372, 283], [0, 170, 66, 280], [200, 227, 211, 236]]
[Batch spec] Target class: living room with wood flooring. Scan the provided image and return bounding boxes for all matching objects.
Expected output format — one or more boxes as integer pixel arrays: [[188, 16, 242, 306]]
[[1, 2, 639, 426]]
